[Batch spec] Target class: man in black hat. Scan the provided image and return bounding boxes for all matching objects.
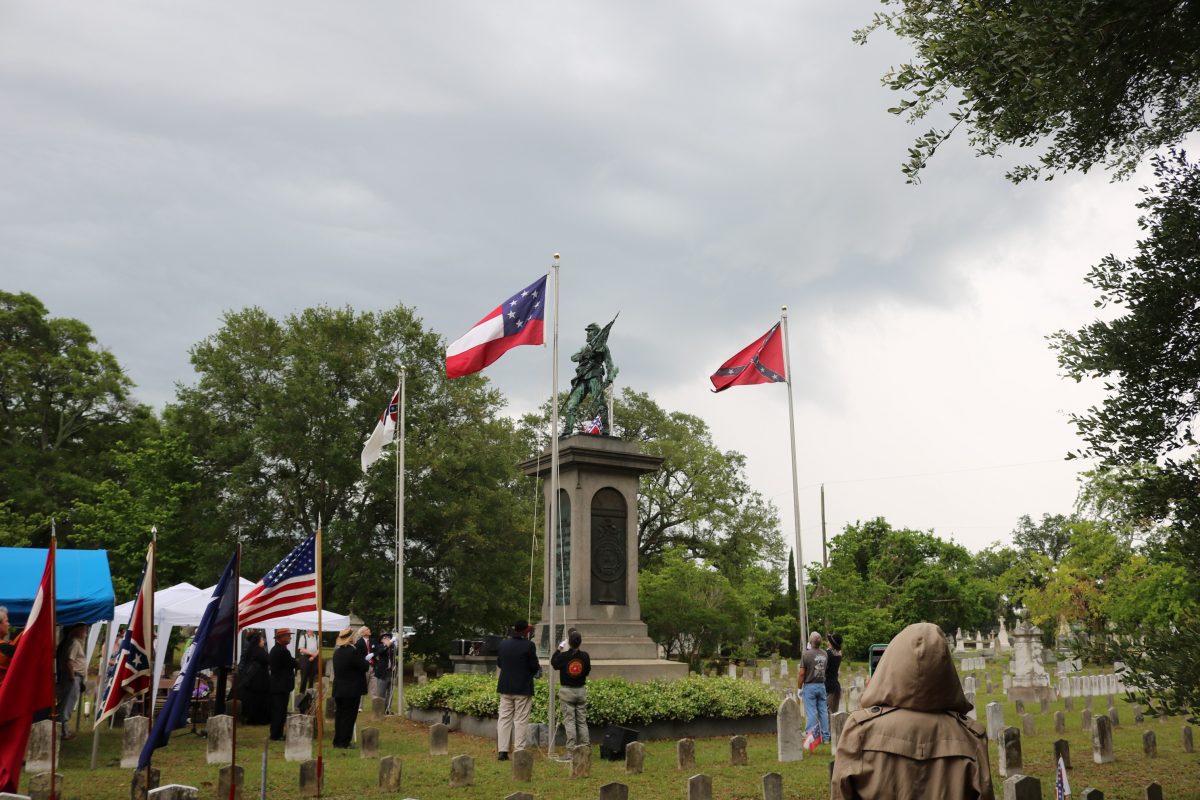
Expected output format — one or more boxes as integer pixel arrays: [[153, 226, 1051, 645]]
[[495, 620, 540, 760], [268, 629, 298, 741]]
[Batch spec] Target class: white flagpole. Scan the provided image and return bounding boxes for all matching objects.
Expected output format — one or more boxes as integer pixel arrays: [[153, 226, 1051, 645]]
[[547, 253, 561, 758], [780, 306, 810, 641], [394, 368, 406, 715]]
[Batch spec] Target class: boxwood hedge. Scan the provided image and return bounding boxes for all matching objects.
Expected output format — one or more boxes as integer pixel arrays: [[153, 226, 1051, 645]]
[[405, 673, 778, 727]]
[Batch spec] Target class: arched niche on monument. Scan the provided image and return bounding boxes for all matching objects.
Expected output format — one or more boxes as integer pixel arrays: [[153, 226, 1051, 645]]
[[590, 487, 627, 605]]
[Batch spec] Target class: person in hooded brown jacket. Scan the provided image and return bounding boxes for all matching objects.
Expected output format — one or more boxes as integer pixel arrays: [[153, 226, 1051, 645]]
[[831, 622, 994, 800]]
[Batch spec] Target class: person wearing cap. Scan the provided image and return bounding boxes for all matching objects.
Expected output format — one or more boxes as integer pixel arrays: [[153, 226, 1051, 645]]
[[268, 629, 298, 741], [825, 632, 844, 717], [332, 627, 370, 748], [495, 620, 540, 760], [550, 628, 591, 757], [831, 622, 993, 800]]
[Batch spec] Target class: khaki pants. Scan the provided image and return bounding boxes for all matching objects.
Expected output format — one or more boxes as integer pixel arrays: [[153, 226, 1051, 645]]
[[558, 685, 589, 749], [496, 693, 532, 754]]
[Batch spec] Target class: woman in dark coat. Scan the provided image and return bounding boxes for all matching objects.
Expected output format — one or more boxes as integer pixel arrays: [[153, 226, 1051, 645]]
[[238, 631, 271, 725], [331, 627, 369, 747]]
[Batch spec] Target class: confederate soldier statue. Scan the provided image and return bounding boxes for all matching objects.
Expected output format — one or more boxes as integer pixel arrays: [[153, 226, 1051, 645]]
[[563, 317, 618, 435]]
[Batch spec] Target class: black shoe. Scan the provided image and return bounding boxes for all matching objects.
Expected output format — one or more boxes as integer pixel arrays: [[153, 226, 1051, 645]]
[[498, 751, 509, 761]]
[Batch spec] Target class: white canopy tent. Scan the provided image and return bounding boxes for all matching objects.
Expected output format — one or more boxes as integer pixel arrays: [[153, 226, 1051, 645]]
[[102, 578, 350, 709], [85, 581, 201, 687]]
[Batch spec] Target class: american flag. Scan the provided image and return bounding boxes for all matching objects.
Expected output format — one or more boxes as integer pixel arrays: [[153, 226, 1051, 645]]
[[583, 414, 603, 435], [238, 534, 317, 629], [1055, 755, 1071, 799], [97, 544, 154, 723]]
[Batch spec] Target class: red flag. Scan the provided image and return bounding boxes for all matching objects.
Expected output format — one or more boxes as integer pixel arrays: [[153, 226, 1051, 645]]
[[97, 544, 154, 723], [709, 322, 786, 392], [0, 546, 56, 793]]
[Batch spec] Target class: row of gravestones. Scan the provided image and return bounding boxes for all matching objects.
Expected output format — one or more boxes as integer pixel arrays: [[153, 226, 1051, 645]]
[[987, 714, 1194, 778], [1001, 775, 1168, 800], [1061, 673, 1123, 697]]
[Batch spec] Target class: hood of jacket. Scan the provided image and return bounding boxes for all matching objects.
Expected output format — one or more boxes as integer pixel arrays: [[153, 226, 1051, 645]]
[[859, 622, 971, 714]]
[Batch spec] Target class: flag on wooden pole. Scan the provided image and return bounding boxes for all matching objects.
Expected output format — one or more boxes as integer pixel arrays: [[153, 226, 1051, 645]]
[[97, 544, 155, 722], [238, 535, 317, 629], [0, 544, 56, 792]]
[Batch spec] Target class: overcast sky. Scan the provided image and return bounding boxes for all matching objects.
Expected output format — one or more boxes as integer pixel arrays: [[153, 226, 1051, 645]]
[[3, 2, 1153, 559]]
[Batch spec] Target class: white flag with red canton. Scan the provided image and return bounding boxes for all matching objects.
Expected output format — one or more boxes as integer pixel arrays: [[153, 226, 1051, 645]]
[[360, 385, 400, 472], [238, 534, 317, 629]]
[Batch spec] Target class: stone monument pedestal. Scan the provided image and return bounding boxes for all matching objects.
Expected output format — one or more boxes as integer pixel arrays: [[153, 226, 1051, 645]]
[[1008, 619, 1055, 703], [520, 435, 687, 682]]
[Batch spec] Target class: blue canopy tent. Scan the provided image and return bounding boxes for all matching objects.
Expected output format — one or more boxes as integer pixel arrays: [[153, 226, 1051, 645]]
[[0, 547, 115, 626]]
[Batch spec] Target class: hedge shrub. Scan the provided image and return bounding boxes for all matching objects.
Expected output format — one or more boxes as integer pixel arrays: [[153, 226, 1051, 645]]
[[405, 673, 778, 727]]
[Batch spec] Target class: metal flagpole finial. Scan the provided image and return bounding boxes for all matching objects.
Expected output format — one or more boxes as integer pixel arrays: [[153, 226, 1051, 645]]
[[781, 305, 788, 316]]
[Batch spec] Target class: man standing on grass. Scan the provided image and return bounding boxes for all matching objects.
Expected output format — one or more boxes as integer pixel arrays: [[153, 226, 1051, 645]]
[[550, 628, 591, 760], [268, 629, 297, 741], [495, 620, 540, 760], [797, 631, 830, 750]]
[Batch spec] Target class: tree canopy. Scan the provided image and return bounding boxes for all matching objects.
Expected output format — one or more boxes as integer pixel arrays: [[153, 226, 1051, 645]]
[[0, 290, 153, 547], [165, 303, 535, 652], [856, 1, 1200, 182], [1049, 152, 1200, 721]]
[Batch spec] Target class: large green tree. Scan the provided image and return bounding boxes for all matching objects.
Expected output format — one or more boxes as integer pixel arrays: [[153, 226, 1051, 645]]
[[807, 518, 999, 659], [856, 1, 1200, 182], [1050, 152, 1200, 721], [0, 291, 152, 546], [167, 304, 534, 652]]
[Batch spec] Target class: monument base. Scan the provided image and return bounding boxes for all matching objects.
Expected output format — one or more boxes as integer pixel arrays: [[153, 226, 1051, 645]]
[[535, 619, 688, 682], [1007, 685, 1057, 703]]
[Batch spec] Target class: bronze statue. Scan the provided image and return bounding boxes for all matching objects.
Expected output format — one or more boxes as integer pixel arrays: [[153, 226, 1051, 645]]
[[563, 316, 618, 435]]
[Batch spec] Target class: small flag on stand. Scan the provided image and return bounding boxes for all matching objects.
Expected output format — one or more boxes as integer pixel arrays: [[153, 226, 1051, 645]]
[[139, 553, 238, 768], [1055, 755, 1071, 799], [361, 386, 400, 472], [583, 414, 603, 435], [709, 322, 786, 392], [0, 546, 56, 793], [238, 535, 318, 629], [445, 274, 547, 379], [97, 544, 154, 723]]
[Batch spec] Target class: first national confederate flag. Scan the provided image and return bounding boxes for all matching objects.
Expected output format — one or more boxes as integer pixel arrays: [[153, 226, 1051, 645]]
[[445, 274, 547, 379], [238, 534, 318, 629], [0, 547, 56, 793], [709, 322, 786, 392]]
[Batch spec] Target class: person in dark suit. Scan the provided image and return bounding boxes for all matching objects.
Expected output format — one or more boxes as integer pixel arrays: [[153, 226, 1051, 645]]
[[268, 629, 298, 741], [239, 631, 271, 725], [331, 627, 369, 748], [371, 633, 396, 711], [495, 620, 540, 760]]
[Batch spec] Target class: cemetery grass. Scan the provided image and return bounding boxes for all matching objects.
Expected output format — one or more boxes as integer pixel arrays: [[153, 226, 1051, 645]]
[[49, 691, 1198, 799]]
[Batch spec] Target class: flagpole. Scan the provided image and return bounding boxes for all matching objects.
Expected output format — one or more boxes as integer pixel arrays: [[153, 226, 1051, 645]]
[[229, 543, 241, 800], [780, 306, 809, 641], [394, 367, 406, 715], [147, 528, 157, 727], [546, 254, 561, 758], [315, 516, 324, 798], [89, 621, 112, 769], [49, 520, 58, 800]]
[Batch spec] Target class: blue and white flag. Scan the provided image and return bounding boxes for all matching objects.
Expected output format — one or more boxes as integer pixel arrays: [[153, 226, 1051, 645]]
[[138, 552, 238, 769]]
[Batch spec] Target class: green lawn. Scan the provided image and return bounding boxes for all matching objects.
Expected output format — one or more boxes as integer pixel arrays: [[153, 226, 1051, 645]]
[[41, 686, 1198, 799]]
